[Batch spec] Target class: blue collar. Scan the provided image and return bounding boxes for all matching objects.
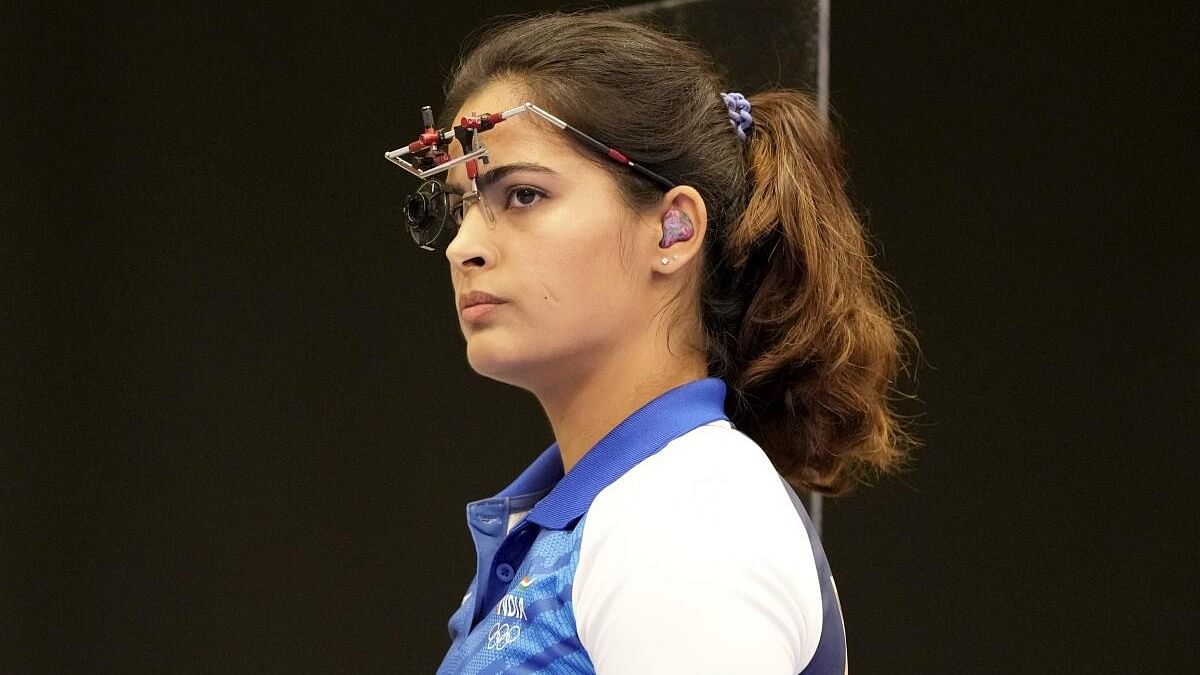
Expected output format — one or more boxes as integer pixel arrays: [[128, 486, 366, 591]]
[[495, 377, 729, 530]]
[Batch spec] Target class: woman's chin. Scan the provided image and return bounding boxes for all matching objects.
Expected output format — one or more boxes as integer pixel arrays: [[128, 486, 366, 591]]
[[465, 340, 533, 386]]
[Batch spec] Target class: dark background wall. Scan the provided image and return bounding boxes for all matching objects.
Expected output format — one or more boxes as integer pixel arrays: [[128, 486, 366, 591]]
[[4, 1, 1196, 673]]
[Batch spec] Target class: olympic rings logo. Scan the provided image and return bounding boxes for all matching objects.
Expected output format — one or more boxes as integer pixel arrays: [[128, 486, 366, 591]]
[[486, 622, 522, 650]]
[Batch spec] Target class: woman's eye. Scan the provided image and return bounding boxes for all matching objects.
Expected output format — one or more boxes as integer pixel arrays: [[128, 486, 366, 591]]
[[506, 187, 544, 209]]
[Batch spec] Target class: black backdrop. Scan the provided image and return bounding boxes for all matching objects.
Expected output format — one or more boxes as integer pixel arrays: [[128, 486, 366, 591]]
[[5, 1, 1197, 673]]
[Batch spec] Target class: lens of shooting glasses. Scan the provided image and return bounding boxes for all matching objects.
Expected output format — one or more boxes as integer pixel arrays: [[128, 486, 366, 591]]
[[403, 180, 453, 250], [405, 193, 428, 222]]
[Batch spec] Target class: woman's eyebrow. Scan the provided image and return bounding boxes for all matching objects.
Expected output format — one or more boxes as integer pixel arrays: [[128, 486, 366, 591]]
[[445, 162, 558, 194]]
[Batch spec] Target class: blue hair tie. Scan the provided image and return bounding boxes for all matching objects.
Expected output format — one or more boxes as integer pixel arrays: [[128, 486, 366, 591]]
[[720, 91, 753, 142]]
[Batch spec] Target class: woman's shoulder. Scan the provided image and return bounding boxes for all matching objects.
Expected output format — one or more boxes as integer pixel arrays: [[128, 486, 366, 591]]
[[572, 420, 827, 673], [583, 419, 813, 543], [601, 419, 794, 509]]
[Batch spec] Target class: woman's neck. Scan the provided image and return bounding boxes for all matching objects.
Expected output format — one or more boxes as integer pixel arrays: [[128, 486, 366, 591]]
[[534, 333, 708, 473]]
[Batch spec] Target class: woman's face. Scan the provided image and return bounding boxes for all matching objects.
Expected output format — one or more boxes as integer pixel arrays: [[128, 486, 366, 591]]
[[443, 81, 655, 391]]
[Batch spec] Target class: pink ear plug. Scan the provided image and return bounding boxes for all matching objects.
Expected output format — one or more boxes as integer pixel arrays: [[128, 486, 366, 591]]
[[658, 209, 694, 248]]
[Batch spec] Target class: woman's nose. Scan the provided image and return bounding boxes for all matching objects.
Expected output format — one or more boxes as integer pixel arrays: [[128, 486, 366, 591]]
[[444, 203, 494, 269]]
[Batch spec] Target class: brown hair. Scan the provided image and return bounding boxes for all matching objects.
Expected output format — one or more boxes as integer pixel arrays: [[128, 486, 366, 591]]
[[441, 12, 919, 495]]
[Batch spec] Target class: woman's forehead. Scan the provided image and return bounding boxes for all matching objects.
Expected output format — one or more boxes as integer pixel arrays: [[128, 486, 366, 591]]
[[455, 79, 526, 120], [446, 113, 549, 160], [446, 87, 583, 182]]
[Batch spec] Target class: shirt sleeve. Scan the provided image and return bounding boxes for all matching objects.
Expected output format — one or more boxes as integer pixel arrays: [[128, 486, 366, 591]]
[[571, 427, 824, 674]]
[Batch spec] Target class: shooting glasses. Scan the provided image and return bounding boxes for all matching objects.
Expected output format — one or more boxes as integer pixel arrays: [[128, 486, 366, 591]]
[[384, 102, 675, 251]]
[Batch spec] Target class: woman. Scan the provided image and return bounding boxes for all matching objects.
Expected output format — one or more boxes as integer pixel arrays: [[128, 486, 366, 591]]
[[401, 12, 917, 674]]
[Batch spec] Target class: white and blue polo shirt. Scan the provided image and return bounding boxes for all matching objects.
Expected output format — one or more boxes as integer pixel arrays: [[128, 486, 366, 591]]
[[437, 378, 847, 674]]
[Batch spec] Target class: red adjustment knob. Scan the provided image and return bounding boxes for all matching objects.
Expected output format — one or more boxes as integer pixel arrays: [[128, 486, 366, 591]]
[[460, 113, 505, 131], [607, 148, 629, 164]]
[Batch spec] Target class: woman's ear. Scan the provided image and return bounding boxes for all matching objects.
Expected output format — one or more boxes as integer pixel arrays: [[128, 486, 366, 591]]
[[646, 185, 708, 275]]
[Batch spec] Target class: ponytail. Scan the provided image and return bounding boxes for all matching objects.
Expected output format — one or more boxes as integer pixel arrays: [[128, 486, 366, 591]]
[[706, 90, 919, 495]]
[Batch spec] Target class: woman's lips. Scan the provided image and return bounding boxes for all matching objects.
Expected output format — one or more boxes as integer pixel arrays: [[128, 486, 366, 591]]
[[461, 302, 505, 323], [459, 290, 508, 324]]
